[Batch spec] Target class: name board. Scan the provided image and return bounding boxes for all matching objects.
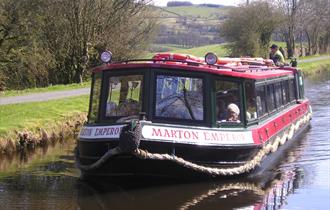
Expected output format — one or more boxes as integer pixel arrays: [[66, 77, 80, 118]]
[[79, 125, 124, 139], [141, 125, 254, 145]]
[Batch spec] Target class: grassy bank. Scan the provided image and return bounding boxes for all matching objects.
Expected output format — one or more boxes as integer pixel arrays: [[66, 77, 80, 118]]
[[299, 58, 330, 77], [0, 95, 88, 154], [0, 82, 90, 98]]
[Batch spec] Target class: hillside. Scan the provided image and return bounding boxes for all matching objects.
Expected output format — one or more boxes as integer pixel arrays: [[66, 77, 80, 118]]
[[153, 5, 231, 48], [159, 5, 231, 18]]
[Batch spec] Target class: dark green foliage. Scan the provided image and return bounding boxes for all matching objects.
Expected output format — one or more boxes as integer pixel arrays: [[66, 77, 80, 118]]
[[0, 0, 157, 90], [221, 2, 280, 57]]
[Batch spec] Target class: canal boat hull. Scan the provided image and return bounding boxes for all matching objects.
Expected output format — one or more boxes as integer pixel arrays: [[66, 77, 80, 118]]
[[77, 121, 310, 180], [77, 108, 311, 180], [76, 51, 312, 180]]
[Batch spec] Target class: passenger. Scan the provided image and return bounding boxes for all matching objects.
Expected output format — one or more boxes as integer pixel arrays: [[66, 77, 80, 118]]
[[227, 103, 240, 122], [117, 99, 140, 116], [269, 44, 285, 66], [106, 101, 117, 116], [217, 99, 227, 120]]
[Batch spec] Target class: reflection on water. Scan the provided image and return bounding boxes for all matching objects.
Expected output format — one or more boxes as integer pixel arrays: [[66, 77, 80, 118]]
[[0, 74, 329, 210]]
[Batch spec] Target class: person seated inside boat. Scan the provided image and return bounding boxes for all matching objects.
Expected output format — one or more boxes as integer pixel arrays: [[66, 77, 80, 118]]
[[106, 101, 117, 116], [246, 98, 257, 120], [216, 99, 227, 121], [226, 103, 240, 122], [117, 99, 140, 116]]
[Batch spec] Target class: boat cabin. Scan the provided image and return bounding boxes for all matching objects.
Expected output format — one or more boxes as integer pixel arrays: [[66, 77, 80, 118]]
[[87, 52, 305, 129]]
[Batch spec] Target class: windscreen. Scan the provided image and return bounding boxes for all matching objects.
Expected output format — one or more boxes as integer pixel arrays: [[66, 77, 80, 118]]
[[105, 75, 143, 119]]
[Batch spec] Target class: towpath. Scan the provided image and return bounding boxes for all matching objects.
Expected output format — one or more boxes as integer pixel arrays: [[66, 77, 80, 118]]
[[299, 55, 330, 63], [0, 55, 328, 106], [0, 88, 90, 105]]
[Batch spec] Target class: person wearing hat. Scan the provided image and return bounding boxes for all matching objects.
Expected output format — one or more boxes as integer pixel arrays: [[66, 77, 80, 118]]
[[269, 44, 285, 66], [226, 103, 240, 122]]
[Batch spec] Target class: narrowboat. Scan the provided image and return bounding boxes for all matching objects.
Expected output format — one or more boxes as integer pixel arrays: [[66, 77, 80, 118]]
[[75, 51, 312, 179]]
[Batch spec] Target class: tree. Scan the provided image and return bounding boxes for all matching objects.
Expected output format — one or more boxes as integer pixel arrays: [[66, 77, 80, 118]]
[[273, 0, 302, 58], [220, 2, 280, 57], [0, 0, 157, 89], [43, 0, 157, 84], [0, 0, 52, 90], [298, 0, 330, 55]]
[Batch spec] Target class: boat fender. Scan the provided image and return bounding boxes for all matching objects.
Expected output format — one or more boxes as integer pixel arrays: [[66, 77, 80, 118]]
[[118, 121, 141, 153]]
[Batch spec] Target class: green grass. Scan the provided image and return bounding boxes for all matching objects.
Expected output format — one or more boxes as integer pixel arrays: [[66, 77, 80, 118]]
[[0, 95, 89, 136], [0, 82, 90, 98], [148, 44, 190, 53], [172, 44, 229, 57], [299, 59, 330, 77]]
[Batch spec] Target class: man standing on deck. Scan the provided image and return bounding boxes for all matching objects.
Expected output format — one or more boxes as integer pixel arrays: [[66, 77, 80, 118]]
[[269, 44, 285, 66]]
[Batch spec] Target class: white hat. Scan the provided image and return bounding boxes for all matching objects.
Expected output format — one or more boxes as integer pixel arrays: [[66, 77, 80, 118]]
[[227, 103, 240, 115]]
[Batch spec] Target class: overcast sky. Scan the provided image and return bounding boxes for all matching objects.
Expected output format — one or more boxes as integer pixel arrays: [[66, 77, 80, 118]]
[[152, 0, 243, 7]]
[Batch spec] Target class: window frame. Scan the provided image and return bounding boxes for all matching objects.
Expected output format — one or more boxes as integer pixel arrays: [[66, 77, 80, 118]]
[[87, 72, 103, 124], [213, 76, 244, 128], [151, 69, 210, 126], [254, 75, 297, 122], [99, 69, 147, 123], [244, 80, 258, 126]]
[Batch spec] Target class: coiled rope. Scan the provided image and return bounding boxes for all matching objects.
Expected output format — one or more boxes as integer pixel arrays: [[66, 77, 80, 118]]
[[76, 113, 311, 176]]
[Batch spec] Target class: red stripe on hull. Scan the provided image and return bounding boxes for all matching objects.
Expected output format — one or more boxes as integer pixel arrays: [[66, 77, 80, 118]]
[[252, 100, 310, 145]]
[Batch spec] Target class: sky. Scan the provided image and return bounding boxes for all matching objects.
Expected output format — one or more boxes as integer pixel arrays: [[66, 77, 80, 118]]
[[152, 0, 243, 7]]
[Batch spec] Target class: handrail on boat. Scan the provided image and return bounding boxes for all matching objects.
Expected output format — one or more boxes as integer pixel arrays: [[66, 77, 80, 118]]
[[111, 58, 281, 73]]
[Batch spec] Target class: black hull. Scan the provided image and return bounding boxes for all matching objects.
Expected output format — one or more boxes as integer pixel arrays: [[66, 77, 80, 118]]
[[76, 123, 310, 180]]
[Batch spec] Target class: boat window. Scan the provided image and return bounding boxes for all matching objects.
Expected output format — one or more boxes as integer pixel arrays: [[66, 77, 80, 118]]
[[155, 75, 204, 121], [245, 81, 257, 121], [274, 82, 283, 108], [266, 84, 276, 112], [216, 80, 241, 123], [105, 75, 143, 121], [88, 73, 102, 123], [282, 80, 290, 105], [289, 79, 296, 102], [256, 85, 267, 117]]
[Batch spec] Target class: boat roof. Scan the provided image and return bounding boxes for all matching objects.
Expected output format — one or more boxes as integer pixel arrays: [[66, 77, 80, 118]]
[[92, 53, 298, 80], [93, 62, 297, 80]]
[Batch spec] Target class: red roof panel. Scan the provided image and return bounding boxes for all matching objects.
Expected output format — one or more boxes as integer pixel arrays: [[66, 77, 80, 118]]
[[92, 62, 294, 80]]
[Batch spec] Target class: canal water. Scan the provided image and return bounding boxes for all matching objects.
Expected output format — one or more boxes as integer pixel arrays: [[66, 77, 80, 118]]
[[0, 74, 329, 210]]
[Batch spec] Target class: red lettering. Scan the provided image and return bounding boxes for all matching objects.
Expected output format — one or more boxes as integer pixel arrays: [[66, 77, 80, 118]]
[[171, 130, 177, 138], [177, 130, 183, 138], [152, 128, 162, 137], [183, 131, 191, 139], [203, 132, 210, 140], [191, 131, 199, 140], [164, 129, 171, 137], [211, 132, 219, 141]]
